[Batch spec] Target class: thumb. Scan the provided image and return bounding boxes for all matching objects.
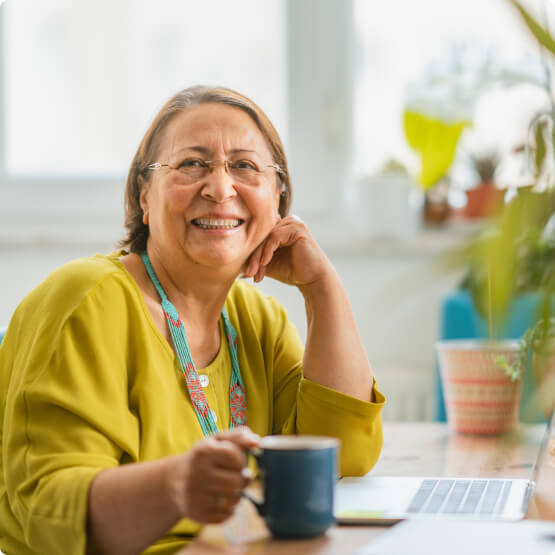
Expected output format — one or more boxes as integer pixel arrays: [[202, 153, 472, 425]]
[[215, 426, 260, 449]]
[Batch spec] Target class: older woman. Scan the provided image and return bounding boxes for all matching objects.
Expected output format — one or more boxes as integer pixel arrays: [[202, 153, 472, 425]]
[[0, 86, 384, 555]]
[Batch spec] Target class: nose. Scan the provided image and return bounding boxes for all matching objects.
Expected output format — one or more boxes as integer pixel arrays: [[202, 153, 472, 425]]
[[200, 160, 237, 203]]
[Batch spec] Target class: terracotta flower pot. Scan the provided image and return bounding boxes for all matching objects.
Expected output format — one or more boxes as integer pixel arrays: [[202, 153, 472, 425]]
[[463, 181, 505, 219], [436, 340, 522, 434]]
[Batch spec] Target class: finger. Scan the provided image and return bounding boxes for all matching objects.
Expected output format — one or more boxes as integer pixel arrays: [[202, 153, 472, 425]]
[[202, 467, 248, 495], [210, 439, 251, 471], [202, 511, 231, 524], [244, 242, 265, 278], [260, 223, 300, 267], [210, 461, 253, 489], [200, 503, 235, 524], [189, 488, 240, 523], [214, 426, 260, 449], [211, 491, 242, 510], [195, 491, 243, 524], [254, 264, 267, 283], [188, 437, 244, 475], [245, 217, 292, 277]]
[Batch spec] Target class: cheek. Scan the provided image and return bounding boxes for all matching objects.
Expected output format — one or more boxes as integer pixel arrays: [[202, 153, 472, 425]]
[[242, 186, 280, 219], [164, 186, 196, 213]]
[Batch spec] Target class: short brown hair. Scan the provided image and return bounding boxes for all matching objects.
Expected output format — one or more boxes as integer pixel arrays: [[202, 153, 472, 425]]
[[119, 85, 292, 253]]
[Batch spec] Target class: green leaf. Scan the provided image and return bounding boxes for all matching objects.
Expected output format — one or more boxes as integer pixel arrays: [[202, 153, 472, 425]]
[[495, 355, 522, 381], [462, 190, 555, 321], [534, 119, 547, 177], [403, 110, 470, 190], [511, 0, 555, 54]]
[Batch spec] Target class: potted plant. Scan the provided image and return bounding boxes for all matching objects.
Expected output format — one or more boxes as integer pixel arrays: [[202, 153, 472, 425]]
[[436, 339, 523, 434], [403, 92, 470, 226], [403, 33, 547, 227], [464, 150, 505, 219], [439, 187, 554, 430], [435, 0, 555, 433], [436, 317, 554, 435]]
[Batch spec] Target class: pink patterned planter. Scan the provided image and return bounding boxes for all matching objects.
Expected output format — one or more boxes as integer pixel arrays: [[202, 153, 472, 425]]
[[436, 340, 522, 435]]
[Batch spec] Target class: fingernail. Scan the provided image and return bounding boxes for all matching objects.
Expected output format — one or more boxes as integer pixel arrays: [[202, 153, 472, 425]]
[[242, 467, 254, 480], [255, 266, 266, 282], [244, 429, 260, 442]]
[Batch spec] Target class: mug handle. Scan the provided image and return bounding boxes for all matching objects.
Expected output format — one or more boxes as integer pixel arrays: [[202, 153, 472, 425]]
[[242, 447, 265, 516]]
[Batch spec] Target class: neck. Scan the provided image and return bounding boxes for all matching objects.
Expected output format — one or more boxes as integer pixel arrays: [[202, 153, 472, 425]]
[[144, 245, 238, 329]]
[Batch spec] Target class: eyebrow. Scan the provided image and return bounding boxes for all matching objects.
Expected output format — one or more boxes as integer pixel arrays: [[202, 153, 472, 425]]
[[172, 146, 258, 156]]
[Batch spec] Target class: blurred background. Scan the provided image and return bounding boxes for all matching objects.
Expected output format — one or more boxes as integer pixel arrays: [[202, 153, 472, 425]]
[[1, 0, 553, 420]]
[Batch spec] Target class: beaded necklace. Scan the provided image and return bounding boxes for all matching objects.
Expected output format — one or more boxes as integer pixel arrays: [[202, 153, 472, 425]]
[[141, 252, 247, 436]]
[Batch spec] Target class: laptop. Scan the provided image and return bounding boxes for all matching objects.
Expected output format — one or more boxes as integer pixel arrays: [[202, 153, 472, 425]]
[[335, 413, 553, 525]]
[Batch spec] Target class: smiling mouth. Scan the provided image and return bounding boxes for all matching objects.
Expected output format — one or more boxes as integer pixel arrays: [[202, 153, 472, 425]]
[[192, 218, 244, 230]]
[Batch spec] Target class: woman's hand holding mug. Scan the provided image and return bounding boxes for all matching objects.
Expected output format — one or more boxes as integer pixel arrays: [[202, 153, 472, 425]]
[[173, 427, 259, 524]]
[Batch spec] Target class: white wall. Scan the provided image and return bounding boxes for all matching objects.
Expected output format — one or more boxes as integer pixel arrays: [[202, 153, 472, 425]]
[[0, 224, 464, 421]]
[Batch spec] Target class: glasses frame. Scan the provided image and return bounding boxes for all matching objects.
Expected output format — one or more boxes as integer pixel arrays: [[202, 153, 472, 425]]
[[146, 158, 283, 184]]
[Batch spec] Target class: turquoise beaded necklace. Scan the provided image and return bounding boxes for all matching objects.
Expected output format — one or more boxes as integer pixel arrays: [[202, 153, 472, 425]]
[[141, 252, 247, 436]]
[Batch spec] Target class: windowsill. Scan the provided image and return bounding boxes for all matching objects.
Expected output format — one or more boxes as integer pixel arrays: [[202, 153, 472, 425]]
[[0, 173, 485, 254], [0, 220, 124, 248], [0, 211, 484, 255], [305, 214, 484, 259], [0, 177, 125, 247]]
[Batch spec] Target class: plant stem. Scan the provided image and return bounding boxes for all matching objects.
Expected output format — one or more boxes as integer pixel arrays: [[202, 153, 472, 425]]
[[488, 262, 494, 342]]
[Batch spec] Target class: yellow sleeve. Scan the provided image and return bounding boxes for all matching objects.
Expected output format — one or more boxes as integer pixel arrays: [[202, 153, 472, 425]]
[[295, 378, 385, 476], [3, 275, 138, 554]]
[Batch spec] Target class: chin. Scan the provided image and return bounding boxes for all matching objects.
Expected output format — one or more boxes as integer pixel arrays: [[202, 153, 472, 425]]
[[190, 251, 246, 275]]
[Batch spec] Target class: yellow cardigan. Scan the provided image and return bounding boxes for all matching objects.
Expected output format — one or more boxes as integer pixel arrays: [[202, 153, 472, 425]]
[[0, 252, 384, 554]]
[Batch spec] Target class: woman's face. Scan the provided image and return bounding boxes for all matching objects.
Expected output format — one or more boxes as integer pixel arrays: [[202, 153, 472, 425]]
[[140, 103, 282, 275]]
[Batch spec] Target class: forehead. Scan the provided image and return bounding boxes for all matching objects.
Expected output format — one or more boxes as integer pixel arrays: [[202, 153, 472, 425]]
[[159, 102, 270, 157]]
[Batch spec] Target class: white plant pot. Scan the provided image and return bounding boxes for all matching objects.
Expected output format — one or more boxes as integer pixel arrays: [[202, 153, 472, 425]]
[[436, 340, 522, 435], [344, 174, 419, 239]]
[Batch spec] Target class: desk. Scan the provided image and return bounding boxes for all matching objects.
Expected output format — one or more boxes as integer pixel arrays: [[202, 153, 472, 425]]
[[181, 422, 555, 554]]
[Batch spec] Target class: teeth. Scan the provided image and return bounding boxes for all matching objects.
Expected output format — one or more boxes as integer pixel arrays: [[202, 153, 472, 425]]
[[193, 218, 241, 229]]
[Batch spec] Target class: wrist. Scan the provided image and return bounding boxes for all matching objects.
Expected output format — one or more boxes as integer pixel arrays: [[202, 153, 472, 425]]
[[298, 269, 341, 301], [164, 453, 190, 520]]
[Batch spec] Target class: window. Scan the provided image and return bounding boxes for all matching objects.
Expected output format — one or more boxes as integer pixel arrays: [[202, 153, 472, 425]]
[[353, 0, 554, 186], [2, 0, 286, 179]]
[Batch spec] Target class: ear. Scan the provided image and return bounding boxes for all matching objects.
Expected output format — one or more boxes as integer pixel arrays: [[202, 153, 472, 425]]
[[275, 181, 284, 214], [138, 175, 150, 225]]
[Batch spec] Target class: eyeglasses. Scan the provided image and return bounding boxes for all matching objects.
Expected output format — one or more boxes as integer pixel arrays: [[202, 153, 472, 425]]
[[146, 156, 282, 187]]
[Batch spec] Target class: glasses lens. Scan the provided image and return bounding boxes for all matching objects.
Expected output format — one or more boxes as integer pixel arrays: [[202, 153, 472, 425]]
[[230, 159, 278, 185], [172, 158, 208, 183], [229, 166, 259, 185]]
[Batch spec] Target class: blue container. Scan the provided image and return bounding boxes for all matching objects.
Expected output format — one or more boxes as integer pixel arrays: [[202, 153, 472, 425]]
[[246, 435, 338, 538]]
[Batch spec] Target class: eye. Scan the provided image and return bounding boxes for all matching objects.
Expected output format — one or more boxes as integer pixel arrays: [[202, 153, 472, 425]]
[[232, 159, 258, 171], [177, 158, 206, 169]]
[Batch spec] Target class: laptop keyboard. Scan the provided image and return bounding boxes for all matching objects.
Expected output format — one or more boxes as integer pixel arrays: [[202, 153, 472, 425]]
[[407, 479, 511, 515]]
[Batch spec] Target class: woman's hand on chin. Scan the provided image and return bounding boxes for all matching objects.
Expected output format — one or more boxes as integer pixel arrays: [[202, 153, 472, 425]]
[[243, 216, 333, 287]]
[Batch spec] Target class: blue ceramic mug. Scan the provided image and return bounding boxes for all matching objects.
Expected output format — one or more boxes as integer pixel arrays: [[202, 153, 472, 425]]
[[245, 435, 339, 538]]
